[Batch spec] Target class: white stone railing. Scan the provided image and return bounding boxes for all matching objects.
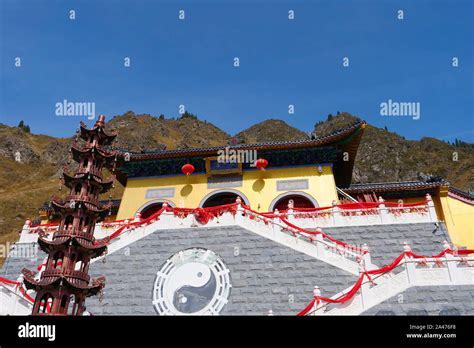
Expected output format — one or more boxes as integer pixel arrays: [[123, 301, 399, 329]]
[[94, 203, 369, 276], [0, 279, 34, 315], [306, 242, 474, 316], [18, 194, 438, 245], [285, 194, 437, 229]]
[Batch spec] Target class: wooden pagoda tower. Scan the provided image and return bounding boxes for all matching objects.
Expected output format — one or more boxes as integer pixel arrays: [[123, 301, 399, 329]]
[[22, 115, 116, 315]]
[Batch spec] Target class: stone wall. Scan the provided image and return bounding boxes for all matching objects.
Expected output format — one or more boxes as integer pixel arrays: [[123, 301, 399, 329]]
[[86, 226, 356, 315], [1, 222, 471, 316]]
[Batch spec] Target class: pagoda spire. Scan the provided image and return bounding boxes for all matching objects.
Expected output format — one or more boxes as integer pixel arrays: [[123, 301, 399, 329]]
[[22, 115, 117, 315]]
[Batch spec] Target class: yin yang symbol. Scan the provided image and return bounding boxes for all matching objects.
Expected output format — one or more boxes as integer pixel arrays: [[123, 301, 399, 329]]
[[152, 248, 232, 315]]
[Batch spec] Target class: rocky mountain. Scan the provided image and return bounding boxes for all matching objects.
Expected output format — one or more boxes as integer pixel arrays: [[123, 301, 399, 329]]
[[234, 119, 309, 144], [108, 111, 230, 151], [313, 112, 473, 188], [0, 112, 472, 258]]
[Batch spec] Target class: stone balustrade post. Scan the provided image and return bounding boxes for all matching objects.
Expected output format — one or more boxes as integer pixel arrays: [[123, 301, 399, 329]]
[[272, 209, 281, 235], [314, 230, 324, 257], [359, 267, 369, 309], [378, 196, 389, 224], [235, 197, 244, 225], [287, 199, 295, 224], [18, 219, 32, 243], [362, 243, 373, 270], [403, 241, 416, 284], [425, 194, 437, 222], [133, 211, 142, 222], [312, 286, 323, 315], [331, 200, 342, 227], [443, 241, 459, 283]]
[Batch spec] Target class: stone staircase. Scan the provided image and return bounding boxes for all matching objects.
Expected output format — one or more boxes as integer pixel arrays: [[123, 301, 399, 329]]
[[2, 199, 471, 316], [306, 245, 474, 315]]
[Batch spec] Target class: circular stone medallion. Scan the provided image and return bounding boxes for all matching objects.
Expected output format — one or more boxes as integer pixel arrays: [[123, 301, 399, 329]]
[[152, 248, 231, 315]]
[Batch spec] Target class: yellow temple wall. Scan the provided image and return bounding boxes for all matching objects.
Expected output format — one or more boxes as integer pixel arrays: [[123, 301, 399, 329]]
[[439, 196, 474, 249], [116, 165, 338, 220]]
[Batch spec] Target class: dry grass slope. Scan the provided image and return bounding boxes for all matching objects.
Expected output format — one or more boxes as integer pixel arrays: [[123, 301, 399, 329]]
[[0, 112, 472, 266]]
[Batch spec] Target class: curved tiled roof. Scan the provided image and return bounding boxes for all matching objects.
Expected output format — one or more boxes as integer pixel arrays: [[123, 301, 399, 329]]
[[114, 120, 367, 161], [448, 186, 474, 203], [343, 180, 448, 193], [344, 180, 473, 204], [112, 120, 367, 187]]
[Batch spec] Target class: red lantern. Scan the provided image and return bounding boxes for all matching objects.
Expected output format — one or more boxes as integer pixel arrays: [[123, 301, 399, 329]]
[[181, 163, 195, 176], [255, 158, 268, 170]]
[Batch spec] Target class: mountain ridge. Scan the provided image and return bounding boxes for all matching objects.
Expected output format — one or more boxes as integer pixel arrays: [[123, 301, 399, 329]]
[[0, 111, 472, 254]]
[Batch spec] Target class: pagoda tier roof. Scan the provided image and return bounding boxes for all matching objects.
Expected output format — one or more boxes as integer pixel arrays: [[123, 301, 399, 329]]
[[79, 119, 117, 146], [37, 230, 109, 258], [114, 120, 367, 187], [71, 143, 117, 165], [22, 268, 105, 297], [39, 199, 120, 217], [63, 171, 114, 194], [51, 198, 112, 219]]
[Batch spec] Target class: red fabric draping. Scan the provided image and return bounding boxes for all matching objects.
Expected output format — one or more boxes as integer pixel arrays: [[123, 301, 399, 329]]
[[297, 248, 474, 315], [279, 217, 364, 253], [297, 298, 317, 316], [25, 199, 431, 235], [109, 204, 239, 240], [0, 277, 35, 303], [291, 200, 429, 212]]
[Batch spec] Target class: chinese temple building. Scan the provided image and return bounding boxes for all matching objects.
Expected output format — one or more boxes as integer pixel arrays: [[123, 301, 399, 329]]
[[1, 117, 473, 316]]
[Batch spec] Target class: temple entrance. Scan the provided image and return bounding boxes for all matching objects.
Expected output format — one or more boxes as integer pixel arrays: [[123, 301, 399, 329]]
[[271, 194, 316, 212], [140, 202, 164, 219], [201, 192, 241, 208]]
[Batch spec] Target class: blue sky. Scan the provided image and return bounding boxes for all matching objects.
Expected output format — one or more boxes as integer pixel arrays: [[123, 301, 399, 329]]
[[0, 0, 472, 142]]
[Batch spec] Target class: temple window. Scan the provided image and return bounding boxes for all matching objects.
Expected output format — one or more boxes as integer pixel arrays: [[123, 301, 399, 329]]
[[39, 293, 52, 313], [64, 215, 74, 230], [53, 251, 64, 269], [74, 183, 82, 195], [74, 255, 83, 271], [201, 192, 243, 208], [270, 193, 317, 212]]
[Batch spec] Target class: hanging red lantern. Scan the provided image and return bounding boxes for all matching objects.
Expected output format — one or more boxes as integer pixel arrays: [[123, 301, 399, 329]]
[[255, 158, 268, 170], [181, 163, 195, 176]]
